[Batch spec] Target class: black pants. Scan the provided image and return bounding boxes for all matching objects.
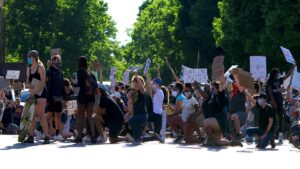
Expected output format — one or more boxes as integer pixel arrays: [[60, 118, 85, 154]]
[[148, 113, 162, 134], [275, 103, 283, 133]]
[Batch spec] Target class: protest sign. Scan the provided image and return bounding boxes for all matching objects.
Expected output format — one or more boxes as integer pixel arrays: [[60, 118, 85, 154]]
[[232, 68, 254, 91], [225, 65, 238, 83], [280, 46, 296, 65], [250, 56, 267, 82], [143, 58, 151, 75], [5, 70, 20, 80], [0, 77, 8, 90], [181, 65, 208, 83], [291, 67, 300, 91], [67, 100, 77, 114], [123, 70, 130, 85], [212, 55, 224, 81]]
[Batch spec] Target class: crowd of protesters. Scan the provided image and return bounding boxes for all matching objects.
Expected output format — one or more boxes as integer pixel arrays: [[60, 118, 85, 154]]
[[0, 49, 300, 149]]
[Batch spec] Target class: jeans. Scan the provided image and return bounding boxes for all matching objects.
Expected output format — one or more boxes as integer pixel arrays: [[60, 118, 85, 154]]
[[129, 114, 147, 141], [246, 127, 273, 148]]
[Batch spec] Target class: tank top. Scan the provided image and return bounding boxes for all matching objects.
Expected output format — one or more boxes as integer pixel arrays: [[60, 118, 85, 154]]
[[29, 65, 41, 83]]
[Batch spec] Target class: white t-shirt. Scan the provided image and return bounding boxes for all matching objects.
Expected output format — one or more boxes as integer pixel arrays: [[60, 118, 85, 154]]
[[153, 88, 164, 115], [181, 97, 198, 122]]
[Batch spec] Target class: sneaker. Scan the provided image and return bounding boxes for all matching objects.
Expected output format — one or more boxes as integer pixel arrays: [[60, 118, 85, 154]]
[[173, 134, 183, 143], [126, 133, 134, 143], [55, 134, 65, 141], [73, 137, 82, 143], [132, 139, 142, 145], [82, 135, 91, 142], [270, 139, 276, 149], [230, 139, 243, 147], [154, 133, 164, 143], [43, 136, 50, 144], [23, 136, 34, 144], [96, 135, 108, 143], [203, 138, 216, 147], [91, 136, 97, 144]]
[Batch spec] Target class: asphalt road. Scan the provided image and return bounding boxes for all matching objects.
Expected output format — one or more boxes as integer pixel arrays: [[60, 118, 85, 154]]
[[0, 135, 299, 169]]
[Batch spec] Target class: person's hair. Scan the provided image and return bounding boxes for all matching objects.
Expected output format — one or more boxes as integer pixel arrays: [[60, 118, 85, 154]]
[[51, 55, 61, 62], [161, 85, 169, 105], [269, 68, 279, 81], [78, 56, 88, 69], [27, 50, 43, 66], [64, 78, 71, 87], [132, 76, 145, 87], [254, 81, 260, 93], [99, 88, 109, 97], [115, 86, 119, 92], [175, 82, 184, 94], [185, 83, 193, 92], [212, 82, 220, 90]]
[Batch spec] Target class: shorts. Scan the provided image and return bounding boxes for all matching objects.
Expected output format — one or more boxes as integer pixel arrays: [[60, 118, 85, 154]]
[[235, 111, 247, 126], [34, 87, 47, 99], [46, 101, 62, 113]]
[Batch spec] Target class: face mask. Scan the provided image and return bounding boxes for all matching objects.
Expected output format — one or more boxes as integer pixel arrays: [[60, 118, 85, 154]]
[[257, 99, 264, 106], [172, 90, 178, 97], [27, 58, 33, 65], [185, 92, 191, 98], [54, 62, 61, 69]]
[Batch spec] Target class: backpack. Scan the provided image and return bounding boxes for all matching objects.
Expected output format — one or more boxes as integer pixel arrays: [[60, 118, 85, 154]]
[[86, 70, 98, 96]]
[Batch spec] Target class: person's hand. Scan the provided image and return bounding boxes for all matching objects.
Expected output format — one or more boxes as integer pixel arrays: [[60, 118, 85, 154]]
[[261, 133, 267, 140]]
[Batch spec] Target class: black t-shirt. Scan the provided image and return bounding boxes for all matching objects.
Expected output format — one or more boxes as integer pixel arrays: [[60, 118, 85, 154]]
[[267, 77, 283, 103], [258, 104, 275, 133], [132, 91, 147, 116], [76, 68, 95, 103], [229, 91, 246, 114], [206, 91, 227, 119], [99, 96, 124, 126]]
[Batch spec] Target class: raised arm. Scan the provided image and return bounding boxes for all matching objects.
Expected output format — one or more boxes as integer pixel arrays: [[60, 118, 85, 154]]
[[283, 64, 296, 81], [165, 57, 179, 82]]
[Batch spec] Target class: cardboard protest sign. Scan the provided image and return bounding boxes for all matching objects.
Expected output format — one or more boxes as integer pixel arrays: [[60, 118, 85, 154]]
[[123, 70, 130, 85], [5, 70, 20, 80], [143, 58, 151, 75], [0, 77, 9, 90], [67, 100, 77, 114], [212, 55, 224, 81], [232, 68, 254, 91], [50, 48, 61, 58], [280, 46, 296, 65], [291, 67, 300, 91], [180, 65, 208, 83], [250, 56, 267, 82]]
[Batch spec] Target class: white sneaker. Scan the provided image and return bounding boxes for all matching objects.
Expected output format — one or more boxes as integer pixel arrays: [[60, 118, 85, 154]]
[[126, 133, 134, 143], [55, 134, 65, 141], [35, 131, 42, 140], [83, 135, 91, 142]]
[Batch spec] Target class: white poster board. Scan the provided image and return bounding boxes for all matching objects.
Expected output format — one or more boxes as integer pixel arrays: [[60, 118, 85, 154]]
[[6, 70, 20, 80], [143, 58, 151, 74], [123, 70, 130, 85], [291, 67, 300, 91], [250, 56, 267, 82], [0, 77, 8, 90], [281, 46, 296, 65], [67, 100, 77, 115], [181, 65, 208, 83]]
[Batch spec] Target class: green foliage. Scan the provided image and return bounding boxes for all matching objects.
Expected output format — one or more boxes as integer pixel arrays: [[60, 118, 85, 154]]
[[4, 0, 118, 78]]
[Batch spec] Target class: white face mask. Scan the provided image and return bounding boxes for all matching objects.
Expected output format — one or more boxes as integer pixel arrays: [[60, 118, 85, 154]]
[[172, 90, 178, 97], [257, 99, 264, 106], [185, 92, 191, 98]]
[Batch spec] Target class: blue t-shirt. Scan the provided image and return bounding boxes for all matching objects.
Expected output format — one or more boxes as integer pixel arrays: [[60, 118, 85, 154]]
[[175, 93, 186, 109]]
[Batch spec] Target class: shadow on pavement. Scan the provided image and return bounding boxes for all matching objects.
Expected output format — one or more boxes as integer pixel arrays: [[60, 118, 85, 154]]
[[0, 142, 41, 150]]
